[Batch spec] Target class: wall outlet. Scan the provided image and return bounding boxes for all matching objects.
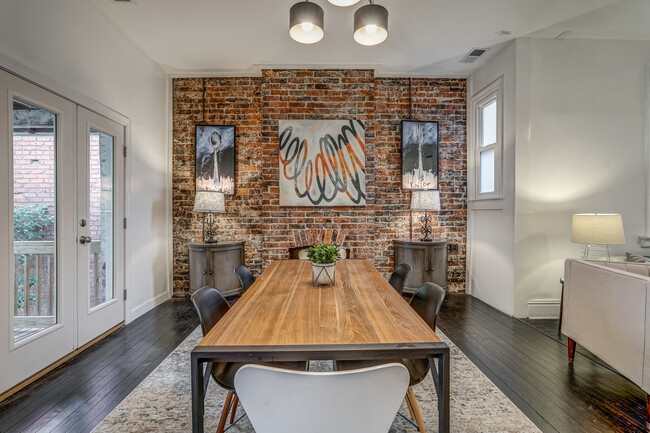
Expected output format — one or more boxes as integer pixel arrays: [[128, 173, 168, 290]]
[[448, 243, 458, 252]]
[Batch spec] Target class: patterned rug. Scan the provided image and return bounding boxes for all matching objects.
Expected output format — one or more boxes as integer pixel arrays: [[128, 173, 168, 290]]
[[93, 328, 541, 432]]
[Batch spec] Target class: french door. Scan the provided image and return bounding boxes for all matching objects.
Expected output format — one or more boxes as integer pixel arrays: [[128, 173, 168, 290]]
[[76, 107, 124, 347], [0, 70, 125, 394]]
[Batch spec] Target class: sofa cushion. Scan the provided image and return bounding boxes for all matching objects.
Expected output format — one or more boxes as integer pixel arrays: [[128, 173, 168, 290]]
[[626, 252, 650, 263], [590, 260, 650, 278]]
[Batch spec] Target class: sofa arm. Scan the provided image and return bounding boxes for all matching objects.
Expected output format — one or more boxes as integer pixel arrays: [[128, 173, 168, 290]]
[[563, 259, 647, 388]]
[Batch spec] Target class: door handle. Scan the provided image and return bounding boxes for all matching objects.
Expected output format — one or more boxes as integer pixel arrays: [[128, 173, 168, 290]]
[[79, 235, 92, 245]]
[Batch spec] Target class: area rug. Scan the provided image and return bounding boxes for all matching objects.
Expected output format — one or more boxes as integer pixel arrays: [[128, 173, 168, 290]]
[[92, 328, 541, 433]]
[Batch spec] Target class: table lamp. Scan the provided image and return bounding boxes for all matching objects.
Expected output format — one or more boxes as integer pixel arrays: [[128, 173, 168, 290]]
[[194, 191, 225, 243], [411, 190, 441, 242], [571, 213, 625, 260]]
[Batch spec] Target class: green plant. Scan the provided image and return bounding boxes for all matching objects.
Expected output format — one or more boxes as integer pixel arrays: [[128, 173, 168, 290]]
[[306, 244, 341, 265], [14, 204, 54, 241]]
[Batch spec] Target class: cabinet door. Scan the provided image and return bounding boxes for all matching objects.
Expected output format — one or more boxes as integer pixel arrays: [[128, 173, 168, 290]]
[[210, 246, 243, 296], [189, 248, 210, 293], [428, 243, 448, 289], [395, 244, 428, 291]]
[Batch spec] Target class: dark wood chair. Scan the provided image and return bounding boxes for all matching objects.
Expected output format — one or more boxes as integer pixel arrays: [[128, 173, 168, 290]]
[[191, 286, 307, 433], [335, 282, 446, 432], [234, 265, 255, 293], [389, 263, 412, 295]]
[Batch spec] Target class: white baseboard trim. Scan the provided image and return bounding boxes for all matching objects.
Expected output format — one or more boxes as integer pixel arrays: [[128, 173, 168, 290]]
[[526, 298, 561, 319], [130, 292, 171, 322]]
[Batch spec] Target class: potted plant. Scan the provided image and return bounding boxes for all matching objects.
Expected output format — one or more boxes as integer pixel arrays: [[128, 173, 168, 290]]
[[306, 244, 341, 285]]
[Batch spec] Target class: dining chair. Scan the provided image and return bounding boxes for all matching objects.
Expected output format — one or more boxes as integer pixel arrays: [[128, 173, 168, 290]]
[[234, 363, 409, 433], [191, 286, 308, 433], [234, 265, 255, 293], [389, 263, 412, 295], [335, 282, 446, 433]]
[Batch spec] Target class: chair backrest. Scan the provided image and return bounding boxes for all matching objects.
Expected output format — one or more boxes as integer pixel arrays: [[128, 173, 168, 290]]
[[234, 265, 255, 293], [190, 286, 230, 337], [234, 363, 409, 433], [388, 263, 412, 295], [410, 282, 446, 331]]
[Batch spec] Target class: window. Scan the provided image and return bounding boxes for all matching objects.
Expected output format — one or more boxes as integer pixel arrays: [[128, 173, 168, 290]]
[[469, 78, 502, 200]]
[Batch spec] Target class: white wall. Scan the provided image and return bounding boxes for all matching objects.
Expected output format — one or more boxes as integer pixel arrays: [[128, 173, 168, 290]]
[[0, 0, 170, 321], [467, 42, 517, 316], [513, 38, 650, 317]]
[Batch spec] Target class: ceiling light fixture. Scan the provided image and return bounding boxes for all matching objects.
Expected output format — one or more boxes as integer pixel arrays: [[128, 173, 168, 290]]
[[289, 1, 325, 44], [353, 1, 388, 46], [289, 0, 389, 46], [328, 0, 360, 6]]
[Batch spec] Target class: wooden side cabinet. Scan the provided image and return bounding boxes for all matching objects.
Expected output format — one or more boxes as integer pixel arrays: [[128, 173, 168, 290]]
[[188, 241, 245, 296], [394, 240, 448, 294]]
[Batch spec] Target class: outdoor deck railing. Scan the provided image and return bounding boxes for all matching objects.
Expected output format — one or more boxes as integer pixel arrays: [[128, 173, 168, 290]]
[[13, 240, 101, 317]]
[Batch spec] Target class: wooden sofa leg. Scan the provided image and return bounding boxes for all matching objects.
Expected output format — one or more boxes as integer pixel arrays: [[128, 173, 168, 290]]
[[568, 338, 576, 364], [646, 394, 650, 429]]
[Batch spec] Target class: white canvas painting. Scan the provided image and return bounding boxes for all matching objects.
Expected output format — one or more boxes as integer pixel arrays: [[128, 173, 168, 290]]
[[279, 119, 366, 207]]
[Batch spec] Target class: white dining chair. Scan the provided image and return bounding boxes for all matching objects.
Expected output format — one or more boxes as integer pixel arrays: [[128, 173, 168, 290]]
[[234, 363, 409, 433]]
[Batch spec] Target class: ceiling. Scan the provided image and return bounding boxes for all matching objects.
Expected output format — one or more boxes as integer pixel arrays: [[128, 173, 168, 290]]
[[92, 0, 621, 76], [528, 0, 650, 40]]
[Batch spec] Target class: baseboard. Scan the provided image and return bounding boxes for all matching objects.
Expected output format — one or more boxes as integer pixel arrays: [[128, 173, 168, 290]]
[[130, 291, 171, 321], [526, 298, 561, 319]]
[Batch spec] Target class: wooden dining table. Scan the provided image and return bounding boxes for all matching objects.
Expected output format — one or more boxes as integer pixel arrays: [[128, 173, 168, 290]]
[[191, 259, 450, 433]]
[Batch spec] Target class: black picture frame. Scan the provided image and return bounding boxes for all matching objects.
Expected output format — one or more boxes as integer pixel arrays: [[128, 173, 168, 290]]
[[401, 120, 439, 190], [195, 125, 236, 195]]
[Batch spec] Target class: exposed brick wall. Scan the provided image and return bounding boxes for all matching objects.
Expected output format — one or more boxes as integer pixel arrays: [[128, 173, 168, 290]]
[[172, 70, 466, 296]]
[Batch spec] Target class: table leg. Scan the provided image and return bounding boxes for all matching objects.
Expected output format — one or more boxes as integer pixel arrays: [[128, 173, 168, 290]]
[[431, 348, 450, 433], [192, 354, 205, 433], [429, 357, 440, 396]]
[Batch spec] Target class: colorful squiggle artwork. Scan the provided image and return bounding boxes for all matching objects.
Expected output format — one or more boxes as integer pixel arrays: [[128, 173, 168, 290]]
[[279, 119, 366, 207]]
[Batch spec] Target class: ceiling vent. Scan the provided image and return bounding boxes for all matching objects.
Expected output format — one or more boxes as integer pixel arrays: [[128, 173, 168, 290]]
[[112, 0, 136, 3], [459, 48, 488, 64]]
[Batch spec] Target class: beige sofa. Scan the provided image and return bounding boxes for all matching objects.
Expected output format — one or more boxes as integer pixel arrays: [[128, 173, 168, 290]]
[[562, 259, 650, 425]]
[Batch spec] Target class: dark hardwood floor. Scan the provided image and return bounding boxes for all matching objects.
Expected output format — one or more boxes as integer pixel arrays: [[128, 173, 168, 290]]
[[438, 294, 648, 433], [1, 293, 647, 432], [0, 298, 199, 433]]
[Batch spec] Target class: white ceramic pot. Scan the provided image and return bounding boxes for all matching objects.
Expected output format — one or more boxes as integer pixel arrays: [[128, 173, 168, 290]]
[[312, 262, 336, 285]]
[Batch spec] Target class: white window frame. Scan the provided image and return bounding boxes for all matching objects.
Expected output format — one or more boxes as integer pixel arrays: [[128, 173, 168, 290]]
[[468, 77, 503, 202]]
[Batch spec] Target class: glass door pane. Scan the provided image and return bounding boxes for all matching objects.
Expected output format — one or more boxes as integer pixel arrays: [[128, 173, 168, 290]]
[[88, 129, 114, 309], [12, 98, 57, 343]]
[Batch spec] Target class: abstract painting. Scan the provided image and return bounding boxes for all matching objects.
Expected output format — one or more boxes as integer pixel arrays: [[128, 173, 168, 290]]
[[279, 119, 366, 206], [402, 120, 439, 190], [195, 125, 235, 194]]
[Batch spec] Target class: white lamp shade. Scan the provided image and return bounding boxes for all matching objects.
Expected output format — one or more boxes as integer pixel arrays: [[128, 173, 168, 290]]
[[193, 191, 225, 213], [571, 213, 625, 245], [328, 0, 360, 6], [410, 190, 441, 211]]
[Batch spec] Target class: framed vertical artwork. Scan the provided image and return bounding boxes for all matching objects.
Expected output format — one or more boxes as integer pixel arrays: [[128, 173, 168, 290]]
[[278, 119, 366, 206], [195, 125, 235, 194], [401, 120, 439, 190]]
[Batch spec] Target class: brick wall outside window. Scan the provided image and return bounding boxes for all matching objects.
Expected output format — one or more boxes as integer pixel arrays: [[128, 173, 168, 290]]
[[172, 70, 467, 297]]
